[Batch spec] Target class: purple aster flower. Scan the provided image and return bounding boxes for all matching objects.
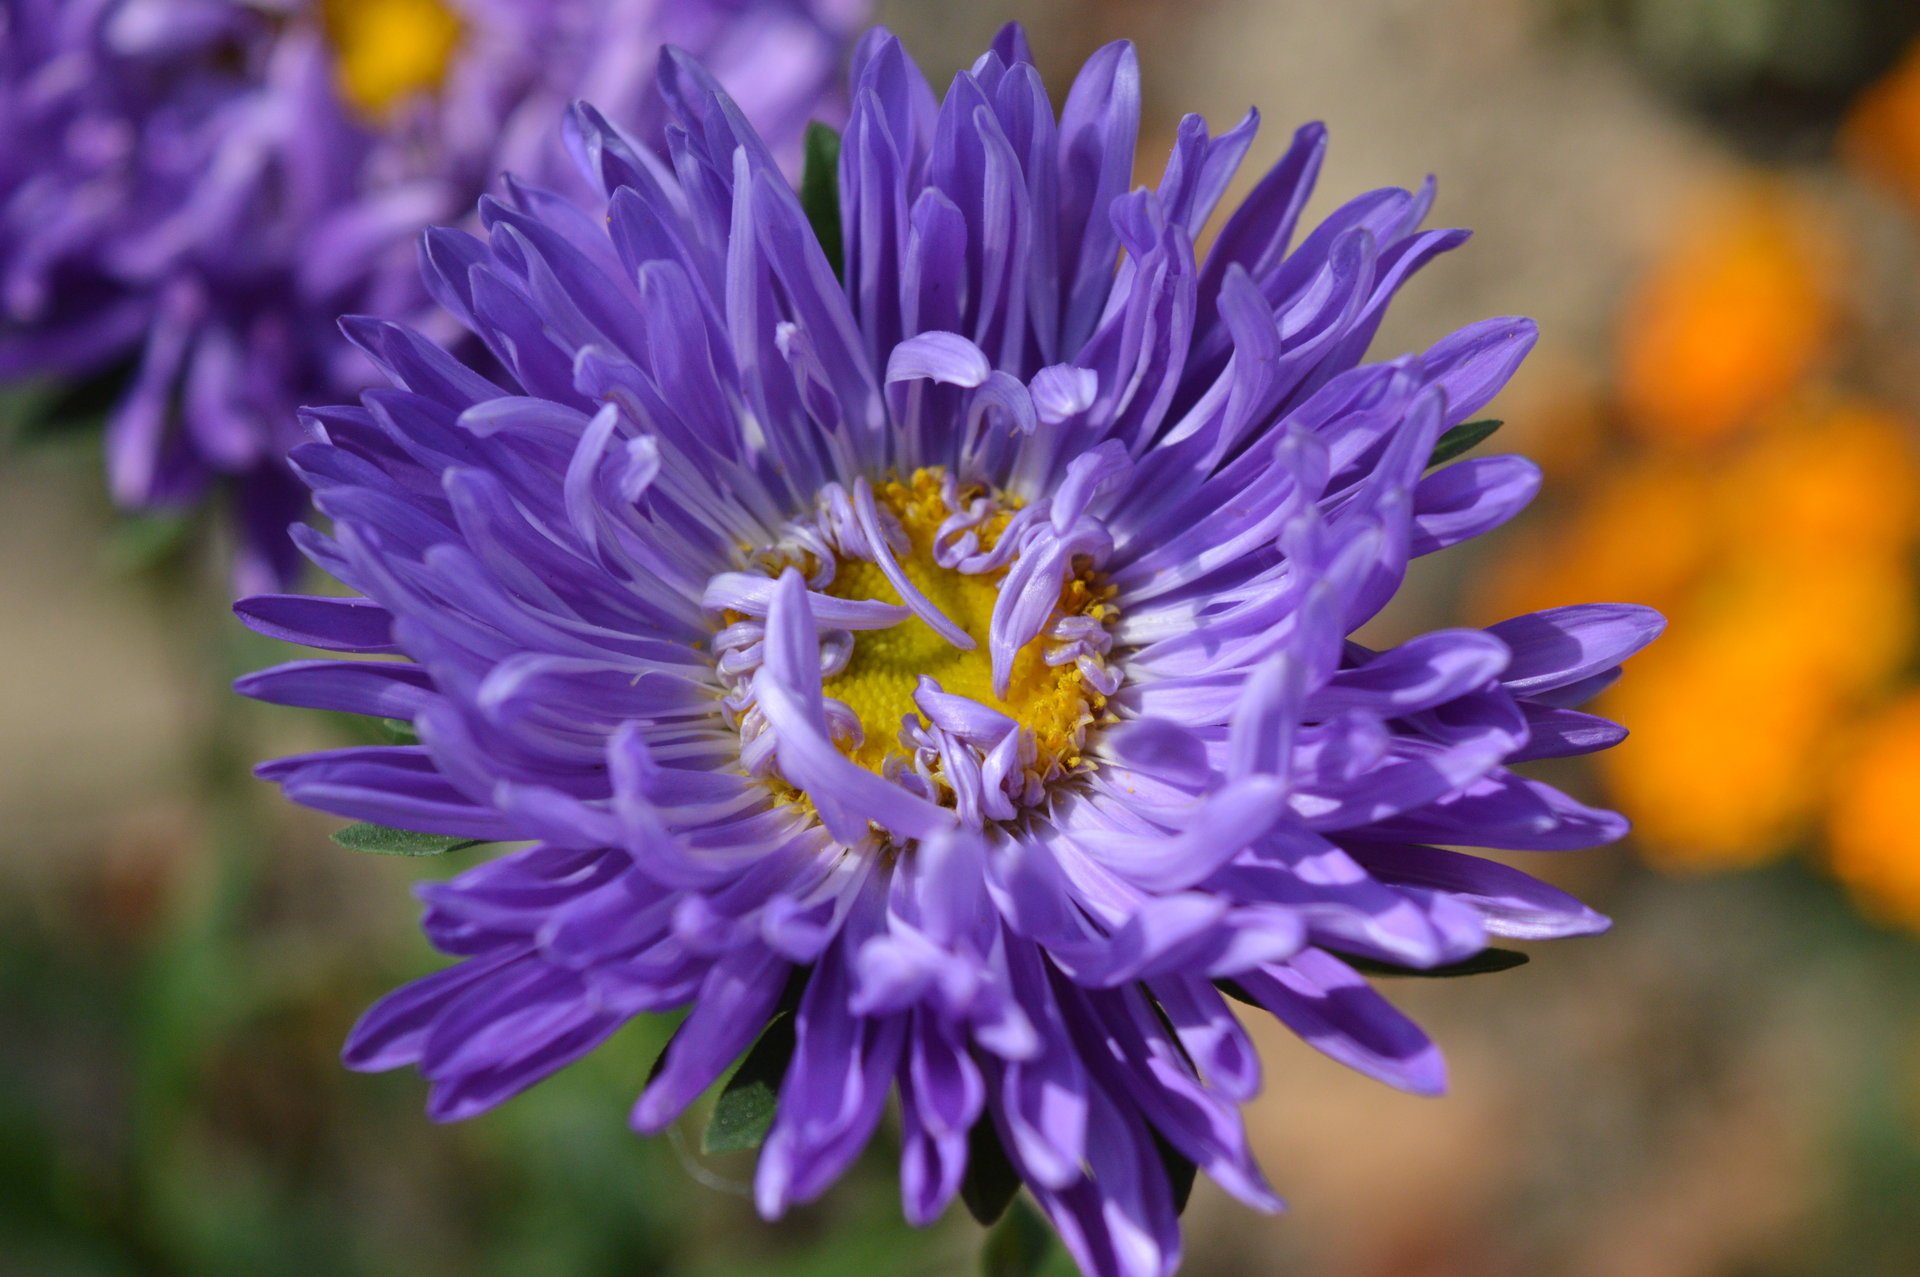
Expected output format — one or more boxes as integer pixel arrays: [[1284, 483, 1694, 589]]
[[237, 26, 1662, 1277], [0, 0, 860, 592]]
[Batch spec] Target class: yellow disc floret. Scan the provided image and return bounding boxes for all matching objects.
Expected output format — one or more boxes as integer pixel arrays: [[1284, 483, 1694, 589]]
[[320, 0, 463, 120], [821, 470, 1112, 777]]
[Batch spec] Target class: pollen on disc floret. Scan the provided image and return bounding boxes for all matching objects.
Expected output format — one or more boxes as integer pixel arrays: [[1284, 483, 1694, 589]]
[[713, 467, 1119, 817]]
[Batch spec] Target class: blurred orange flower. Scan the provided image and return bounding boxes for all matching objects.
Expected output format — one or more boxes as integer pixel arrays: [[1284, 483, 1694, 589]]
[[1471, 456, 1711, 623], [1614, 187, 1843, 449], [1600, 618, 1833, 870], [1718, 395, 1920, 561], [1843, 38, 1920, 218], [1827, 693, 1920, 931], [1477, 393, 1920, 875], [1601, 552, 1916, 869], [1474, 63, 1920, 923]]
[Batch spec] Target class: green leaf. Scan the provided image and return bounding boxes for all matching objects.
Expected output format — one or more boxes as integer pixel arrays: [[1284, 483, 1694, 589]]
[[800, 121, 844, 281], [329, 822, 483, 856], [980, 1198, 1056, 1277], [1425, 418, 1502, 469], [701, 1012, 795, 1154], [1342, 947, 1531, 978], [960, 1114, 1023, 1226]]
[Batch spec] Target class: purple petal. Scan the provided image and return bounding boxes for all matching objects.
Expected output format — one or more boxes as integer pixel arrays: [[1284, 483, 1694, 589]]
[[631, 945, 790, 1133], [1489, 604, 1666, 696], [1342, 841, 1609, 940], [233, 595, 398, 653]]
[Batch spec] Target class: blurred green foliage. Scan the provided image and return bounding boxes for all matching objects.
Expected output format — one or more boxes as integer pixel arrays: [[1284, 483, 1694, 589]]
[[0, 825, 983, 1277], [1560, 0, 1920, 150]]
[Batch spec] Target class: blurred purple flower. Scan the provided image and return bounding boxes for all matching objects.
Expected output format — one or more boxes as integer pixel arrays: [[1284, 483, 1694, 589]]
[[0, 0, 860, 592], [237, 26, 1661, 1277]]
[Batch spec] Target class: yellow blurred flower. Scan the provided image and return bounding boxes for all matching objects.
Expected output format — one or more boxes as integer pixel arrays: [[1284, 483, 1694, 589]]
[[1842, 38, 1920, 219], [321, 0, 464, 120], [1615, 186, 1843, 449], [1826, 693, 1920, 931]]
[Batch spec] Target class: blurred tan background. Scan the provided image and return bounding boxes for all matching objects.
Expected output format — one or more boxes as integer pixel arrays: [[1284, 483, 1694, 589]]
[[5, 1, 1919, 1274]]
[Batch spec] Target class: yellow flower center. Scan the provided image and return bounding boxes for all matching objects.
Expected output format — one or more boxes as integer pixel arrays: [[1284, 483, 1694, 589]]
[[320, 0, 463, 120], [820, 470, 1115, 777]]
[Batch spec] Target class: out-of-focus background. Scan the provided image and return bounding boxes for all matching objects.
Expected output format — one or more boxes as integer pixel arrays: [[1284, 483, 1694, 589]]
[[6, 0, 1920, 1273]]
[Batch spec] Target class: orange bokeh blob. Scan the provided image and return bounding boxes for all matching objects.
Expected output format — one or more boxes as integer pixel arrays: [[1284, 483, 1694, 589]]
[[1615, 187, 1843, 449], [1826, 693, 1920, 931], [1476, 386, 1920, 873], [1716, 395, 1920, 562], [1600, 556, 1915, 870], [1843, 38, 1920, 219], [1468, 457, 1712, 626]]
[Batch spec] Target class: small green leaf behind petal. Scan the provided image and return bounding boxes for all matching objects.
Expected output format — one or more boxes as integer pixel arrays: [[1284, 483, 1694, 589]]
[[801, 121, 844, 281], [1426, 418, 1503, 469], [701, 1012, 796, 1154], [377, 717, 419, 745], [329, 822, 484, 856]]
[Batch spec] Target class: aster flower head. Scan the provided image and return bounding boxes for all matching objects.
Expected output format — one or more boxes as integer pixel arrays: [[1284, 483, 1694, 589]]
[[239, 26, 1662, 1277], [0, 0, 858, 591]]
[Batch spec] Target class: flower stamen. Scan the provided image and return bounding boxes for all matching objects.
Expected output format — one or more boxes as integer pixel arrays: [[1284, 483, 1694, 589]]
[[712, 468, 1119, 818]]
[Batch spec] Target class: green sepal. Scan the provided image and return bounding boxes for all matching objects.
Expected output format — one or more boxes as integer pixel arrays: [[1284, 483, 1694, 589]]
[[980, 1198, 1057, 1277], [960, 1114, 1023, 1226], [1215, 948, 1530, 1008], [1341, 947, 1531, 978], [1425, 418, 1503, 469]]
